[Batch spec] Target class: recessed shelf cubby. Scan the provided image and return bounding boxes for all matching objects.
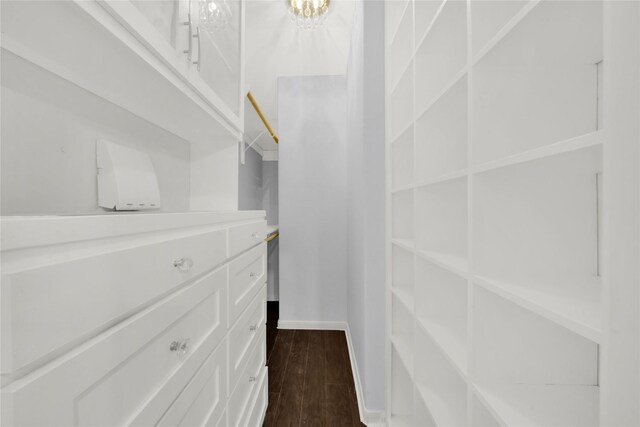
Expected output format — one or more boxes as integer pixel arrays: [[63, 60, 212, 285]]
[[392, 244, 414, 295], [389, 344, 415, 424], [415, 77, 467, 183], [472, 0, 603, 164], [392, 291, 414, 355], [416, 177, 467, 271], [416, 257, 468, 376], [392, 189, 414, 244], [414, 0, 466, 114], [414, 0, 442, 45], [471, 287, 599, 426], [389, 64, 414, 141], [472, 145, 602, 340], [471, 393, 501, 427], [392, 125, 414, 190], [470, 0, 528, 58], [415, 326, 467, 427], [388, 4, 414, 91]]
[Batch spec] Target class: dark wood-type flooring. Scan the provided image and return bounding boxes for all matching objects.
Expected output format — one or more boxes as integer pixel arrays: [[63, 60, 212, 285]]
[[263, 302, 365, 427]]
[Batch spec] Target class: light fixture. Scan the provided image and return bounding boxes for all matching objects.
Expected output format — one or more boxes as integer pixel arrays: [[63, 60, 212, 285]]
[[199, 0, 232, 32], [288, 0, 330, 29]]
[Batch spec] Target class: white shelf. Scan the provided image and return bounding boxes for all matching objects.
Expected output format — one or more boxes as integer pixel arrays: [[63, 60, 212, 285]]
[[392, 287, 414, 314], [473, 130, 604, 175], [386, 0, 410, 47], [389, 64, 414, 141], [473, 275, 602, 343], [473, 383, 599, 427], [473, 286, 598, 389], [390, 340, 415, 423], [415, 324, 468, 426], [415, 77, 467, 182], [471, 393, 501, 427], [392, 190, 414, 241], [415, 169, 468, 188], [417, 317, 467, 378], [392, 243, 414, 295], [416, 250, 468, 280], [414, 0, 444, 46], [416, 177, 467, 264], [392, 125, 414, 190], [415, 66, 468, 123], [391, 335, 414, 377], [471, 0, 603, 164], [414, 0, 467, 115], [471, 0, 539, 63], [416, 384, 467, 427], [392, 238, 415, 253]]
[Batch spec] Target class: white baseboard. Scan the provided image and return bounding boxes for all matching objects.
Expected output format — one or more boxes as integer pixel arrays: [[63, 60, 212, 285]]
[[277, 320, 348, 330], [278, 320, 387, 426], [344, 324, 387, 426]]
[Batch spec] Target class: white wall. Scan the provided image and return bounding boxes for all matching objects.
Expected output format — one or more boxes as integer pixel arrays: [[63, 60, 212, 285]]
[[345, 0, 386, 413], [262, 161, 279, 226], [278, 75, 348, 324], [1, 78, 191, 215], [263, 160, 280, 301], [238, 147, 263, 211]]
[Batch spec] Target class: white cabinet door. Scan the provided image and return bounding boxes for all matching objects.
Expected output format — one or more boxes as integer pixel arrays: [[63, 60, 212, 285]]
[[100, 0, 191, 73], [100, 0, 243, 125], [189, 0, 242, 117]]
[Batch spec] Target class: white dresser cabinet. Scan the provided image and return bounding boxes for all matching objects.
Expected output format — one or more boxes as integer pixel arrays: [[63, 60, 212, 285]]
[[0, 212, 268, 427]]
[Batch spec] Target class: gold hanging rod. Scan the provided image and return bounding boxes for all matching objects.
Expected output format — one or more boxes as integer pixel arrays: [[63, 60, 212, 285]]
[[265, 231, 279, 243], [247, 91, 279, 144]]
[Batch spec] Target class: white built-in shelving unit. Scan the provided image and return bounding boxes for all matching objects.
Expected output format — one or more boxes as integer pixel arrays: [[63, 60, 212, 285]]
[[385, 1, 640, 426]]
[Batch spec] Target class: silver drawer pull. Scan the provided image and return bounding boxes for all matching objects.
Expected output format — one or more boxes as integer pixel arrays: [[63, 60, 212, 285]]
[[249, 324, 257, 331], [173, 257, 194, 272], [252, 232, 260, 239], [169, 339, 191, 358], [248, 376, 257, 383]]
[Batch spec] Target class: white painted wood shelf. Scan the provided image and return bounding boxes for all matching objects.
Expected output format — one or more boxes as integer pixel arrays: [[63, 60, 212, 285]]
[[382, 0, 633, 425]]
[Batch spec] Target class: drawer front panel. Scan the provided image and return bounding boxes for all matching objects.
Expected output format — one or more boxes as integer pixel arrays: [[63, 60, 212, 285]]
[[228, 243, 266, 325], [157, 338, 227, 427], [228, 221, 267, 258], [229, 286, 266, 392], [215, 409, 227, 427], [1, 227, 227, 374], [1, 267, 227, 427], [228, 334, 267, 427], [246, 371, 268, 427]]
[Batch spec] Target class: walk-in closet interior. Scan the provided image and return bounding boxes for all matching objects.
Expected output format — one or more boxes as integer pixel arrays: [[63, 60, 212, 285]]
[[1, 0, 638, 426]]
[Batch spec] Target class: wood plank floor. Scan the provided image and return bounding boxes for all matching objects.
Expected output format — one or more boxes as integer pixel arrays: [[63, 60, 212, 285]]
[[263, 303, 364, 427]]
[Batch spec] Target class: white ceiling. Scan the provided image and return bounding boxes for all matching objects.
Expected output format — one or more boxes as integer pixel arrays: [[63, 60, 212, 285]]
[[244, 0, 356, 152]]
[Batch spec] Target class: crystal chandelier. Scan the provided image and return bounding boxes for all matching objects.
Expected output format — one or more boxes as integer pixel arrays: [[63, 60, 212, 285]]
[[200, 0, 232, 32], [288, 0, 330, 29]]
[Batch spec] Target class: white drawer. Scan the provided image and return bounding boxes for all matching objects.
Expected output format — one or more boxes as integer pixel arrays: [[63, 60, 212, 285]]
[[228, 334, 267, 427], [229, 286, 266, 393], [1, 267, 227, 427], [228, 221, 267, 258], [1, 226, 227, 375], [246, 370, 268, 427], [228, 243, 266, 325], [157, 338, 227, 427], [215, 409, 227, 427]]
